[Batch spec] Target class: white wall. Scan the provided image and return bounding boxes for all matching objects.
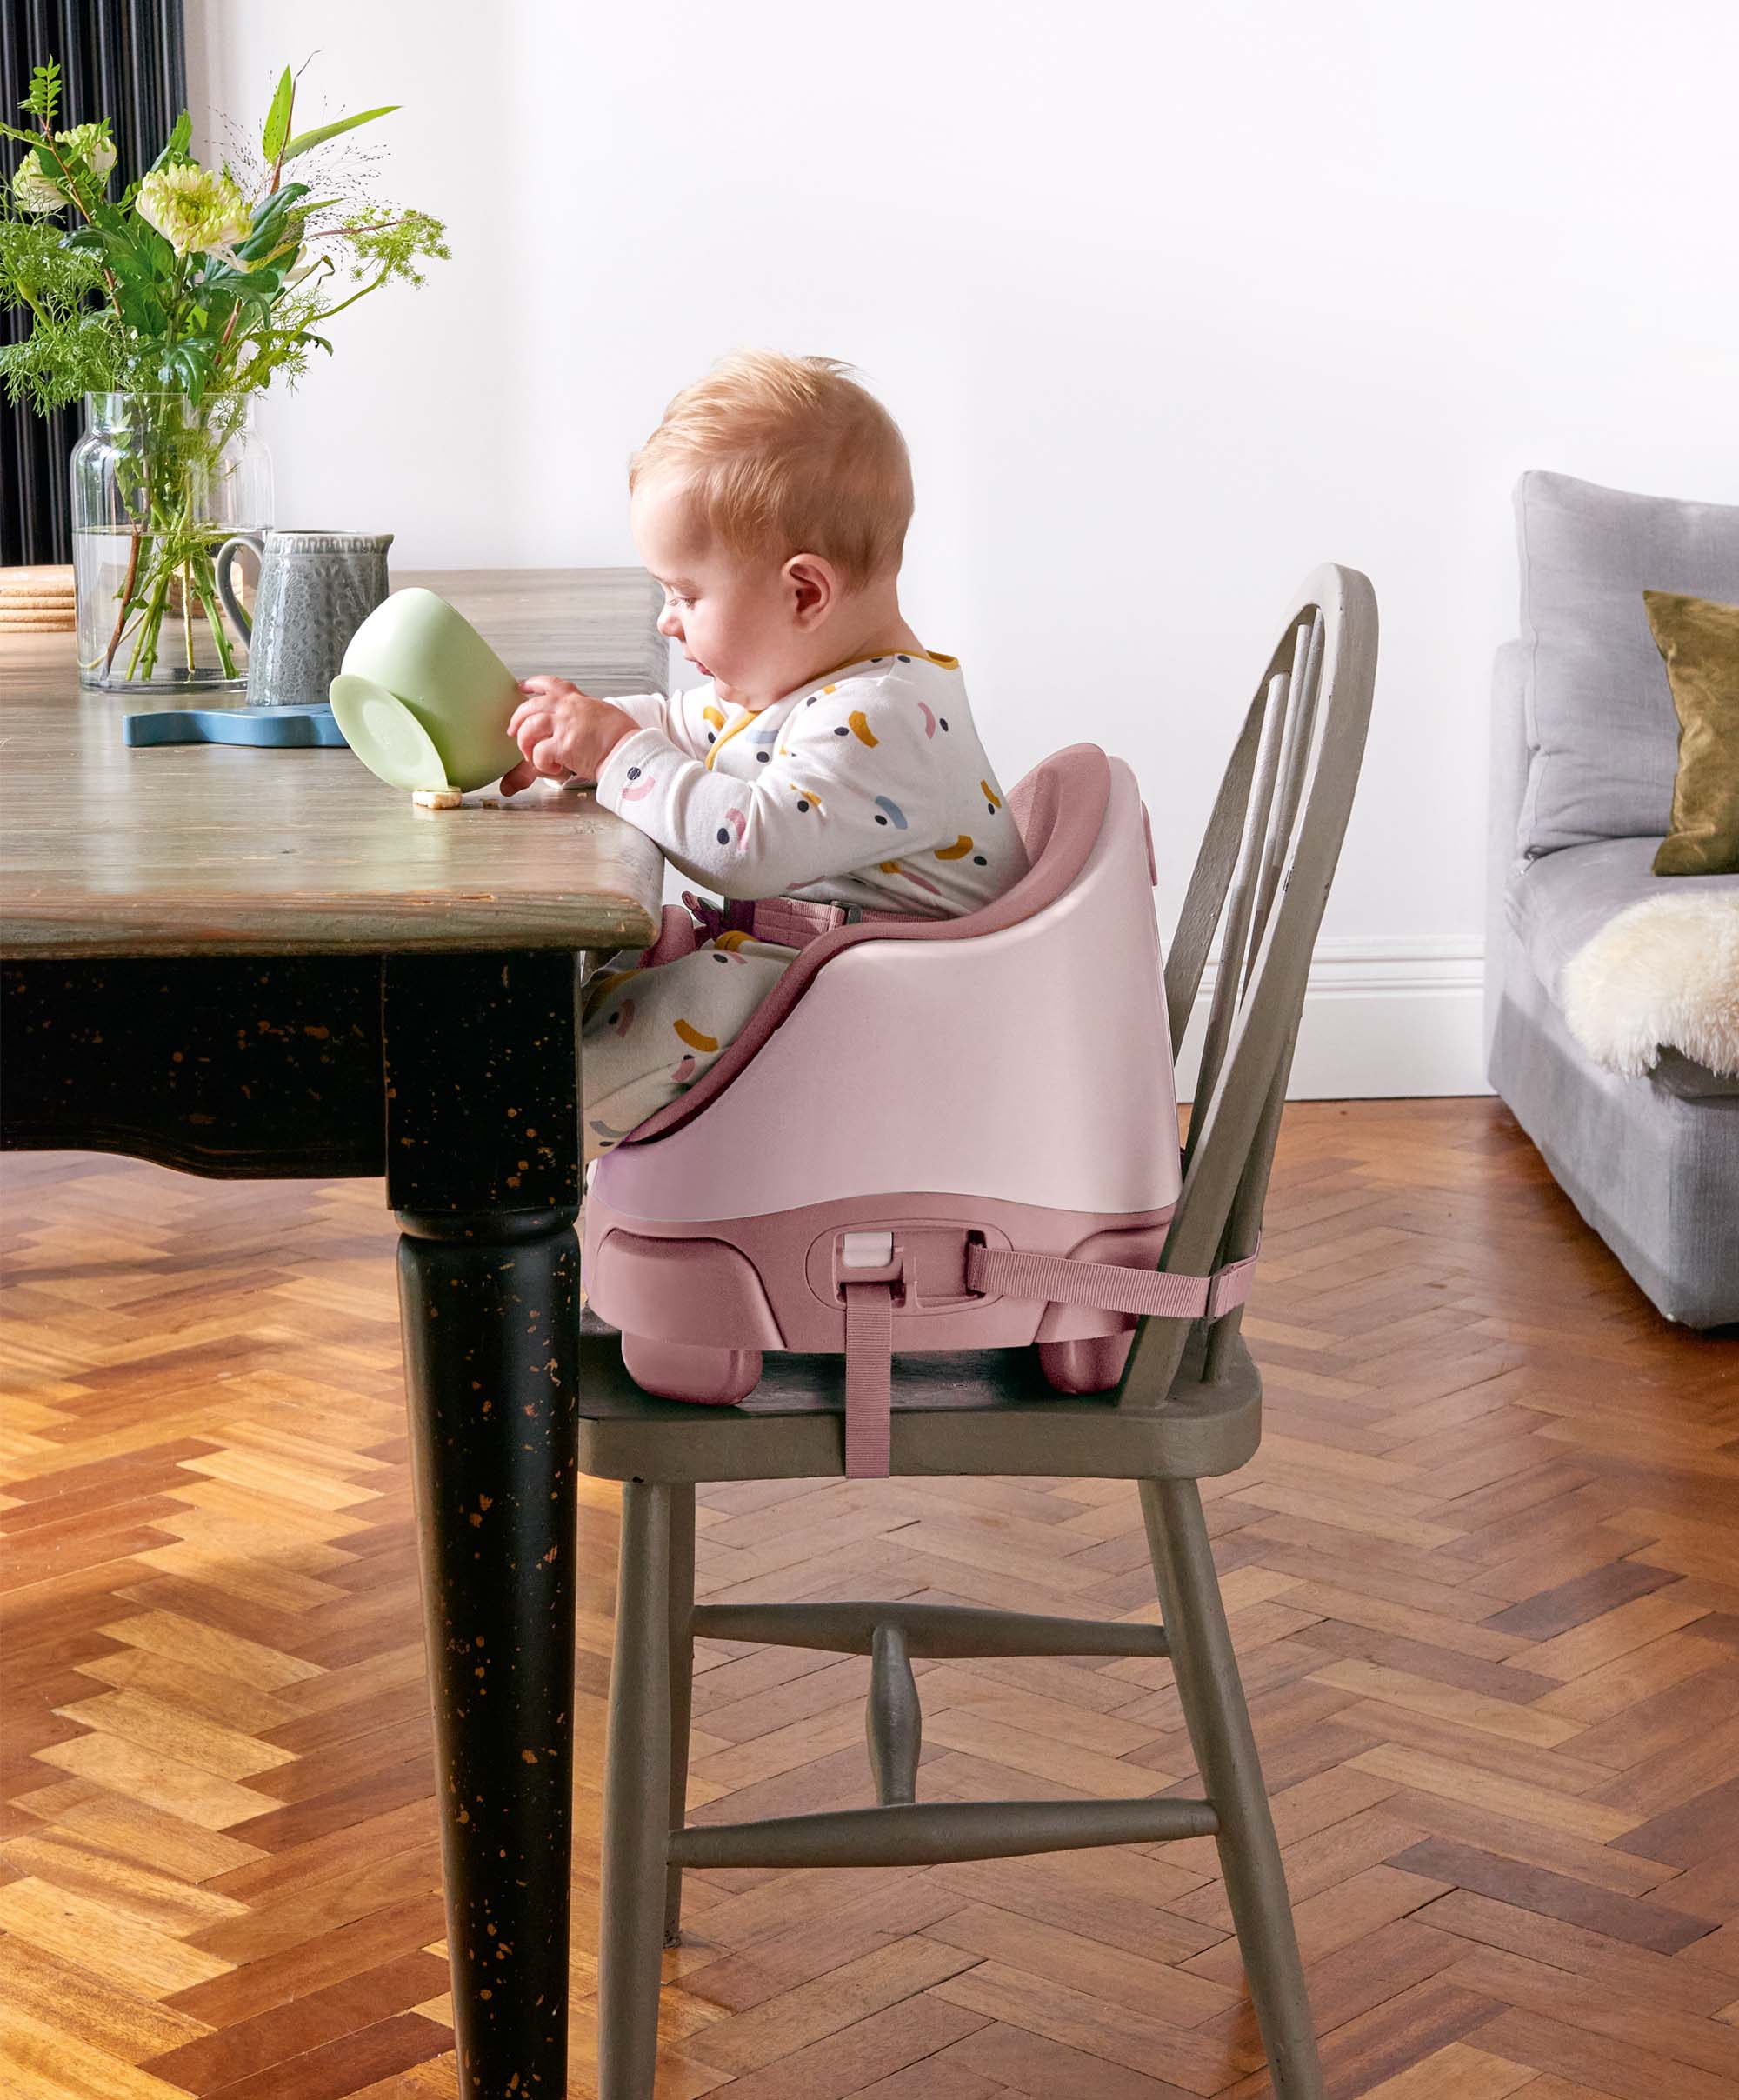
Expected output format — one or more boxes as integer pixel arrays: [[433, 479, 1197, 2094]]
[[188, 1, 1739, 1095]]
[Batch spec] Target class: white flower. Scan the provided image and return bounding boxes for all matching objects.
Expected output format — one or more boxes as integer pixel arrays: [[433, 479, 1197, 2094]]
[[57, 123, 117, 179], [136, 162, 255, 257], [11, 155, 64, 214]]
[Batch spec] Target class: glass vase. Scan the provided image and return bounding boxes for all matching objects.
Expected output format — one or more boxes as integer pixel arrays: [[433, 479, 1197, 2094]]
[[71, 391, 273, 692]]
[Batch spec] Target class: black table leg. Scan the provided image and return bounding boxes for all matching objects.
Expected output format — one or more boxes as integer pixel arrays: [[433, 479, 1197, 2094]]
[[387, 951, 583, 2099]]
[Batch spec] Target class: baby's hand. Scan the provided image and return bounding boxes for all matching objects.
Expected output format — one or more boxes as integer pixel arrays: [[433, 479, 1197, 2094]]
[[501, 677, 639, 796]]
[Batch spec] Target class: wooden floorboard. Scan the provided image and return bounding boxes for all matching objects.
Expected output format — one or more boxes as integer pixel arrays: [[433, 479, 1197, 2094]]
[[2, 1100, 1736, 2099]]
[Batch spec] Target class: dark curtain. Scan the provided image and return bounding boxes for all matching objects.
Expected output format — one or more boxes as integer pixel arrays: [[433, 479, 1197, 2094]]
[[1, 0, 187, 565]]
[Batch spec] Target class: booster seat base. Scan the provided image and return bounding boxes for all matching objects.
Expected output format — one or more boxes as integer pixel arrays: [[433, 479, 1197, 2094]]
[[621, 1334, 763, 1406]]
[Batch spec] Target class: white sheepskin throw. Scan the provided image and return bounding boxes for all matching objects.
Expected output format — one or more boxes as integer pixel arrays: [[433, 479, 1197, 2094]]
[[1561, 892, 1739, 1078]]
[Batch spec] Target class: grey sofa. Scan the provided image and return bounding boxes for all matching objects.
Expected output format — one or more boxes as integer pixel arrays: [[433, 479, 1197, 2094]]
[[1486, 470, 1739, 1329]]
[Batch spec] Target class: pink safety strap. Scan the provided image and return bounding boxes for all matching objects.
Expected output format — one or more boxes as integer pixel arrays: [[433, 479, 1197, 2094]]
[[963, 1243, 1261, 1321], [680, 890, 910, 954], [750, 896, 850, 949], [843, 1283, 894, 1478], [839, 1243, 1260, 1479]]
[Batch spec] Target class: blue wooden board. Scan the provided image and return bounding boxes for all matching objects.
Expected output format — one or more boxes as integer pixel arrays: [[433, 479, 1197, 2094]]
[[123, 703, 350, 750]]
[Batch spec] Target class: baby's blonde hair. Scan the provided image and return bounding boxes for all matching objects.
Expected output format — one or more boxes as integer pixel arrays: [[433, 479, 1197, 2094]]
[[630, 351, 913, 589]]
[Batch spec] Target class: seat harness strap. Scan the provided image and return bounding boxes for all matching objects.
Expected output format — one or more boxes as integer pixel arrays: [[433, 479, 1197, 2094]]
[[843, 1283, 895, 1479], [965, 1243, 1260, 1322], [840, 1243, 1260, 1480], [678, 890, 908, 953]]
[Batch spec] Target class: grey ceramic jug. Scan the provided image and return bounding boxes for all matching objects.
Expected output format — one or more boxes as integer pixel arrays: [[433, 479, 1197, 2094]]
[[215, 529, 394, 710]]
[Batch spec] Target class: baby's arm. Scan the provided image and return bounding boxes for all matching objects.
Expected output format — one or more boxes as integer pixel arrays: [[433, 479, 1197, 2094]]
[[606, 691, 676, 735], [502, 679, 719, 794], [514, 678, 712, 754], [594, 680, 943, 898]]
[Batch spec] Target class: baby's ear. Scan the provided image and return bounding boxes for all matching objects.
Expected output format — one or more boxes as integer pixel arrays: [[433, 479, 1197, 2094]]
[[784, 551, 838, 628]]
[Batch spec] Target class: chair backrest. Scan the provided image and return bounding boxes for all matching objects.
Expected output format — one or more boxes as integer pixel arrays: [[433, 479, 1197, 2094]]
[[1120, 564, 1378, 1408]]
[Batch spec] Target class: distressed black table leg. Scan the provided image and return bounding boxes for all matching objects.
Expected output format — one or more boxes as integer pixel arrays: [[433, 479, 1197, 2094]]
[[387, 951, 583, 2100]]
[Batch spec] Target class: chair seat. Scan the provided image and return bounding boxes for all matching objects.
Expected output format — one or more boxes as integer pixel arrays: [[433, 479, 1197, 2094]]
[[576, 1308, 1260, 1483]]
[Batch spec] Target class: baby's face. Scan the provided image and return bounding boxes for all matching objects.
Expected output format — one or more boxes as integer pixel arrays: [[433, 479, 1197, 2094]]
[[632, 477, 807, 710]]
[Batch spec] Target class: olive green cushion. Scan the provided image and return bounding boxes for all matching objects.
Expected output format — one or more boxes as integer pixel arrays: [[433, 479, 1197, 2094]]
[[1647, 590, 1739, 877]]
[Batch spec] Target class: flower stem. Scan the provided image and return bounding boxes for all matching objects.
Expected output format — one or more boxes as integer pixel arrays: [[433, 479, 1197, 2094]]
[[103, 529, 143, 676], [191, 550, 239, 681], [124, 565, 165, 681], [310, 269, 390, 323]]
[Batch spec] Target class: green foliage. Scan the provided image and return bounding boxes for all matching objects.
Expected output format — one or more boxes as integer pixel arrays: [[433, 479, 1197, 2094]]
[[282, 104, 398, 163], [21, 59, 61, 126], [0, 51, 448, 422], [261, 68, 294, 162], [341, 203, 450, 290], [3, 51, 450, 687], [147, 111, 192, 175], [0, 202, 123, 411]]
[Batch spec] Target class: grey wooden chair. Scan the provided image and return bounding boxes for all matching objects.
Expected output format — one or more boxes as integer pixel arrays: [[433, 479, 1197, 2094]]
[[576, 564, 1378, 2100]]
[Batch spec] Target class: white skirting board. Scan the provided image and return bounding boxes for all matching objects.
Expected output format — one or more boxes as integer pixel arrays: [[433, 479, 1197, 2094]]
[[1175, 937, 1489, 1102]]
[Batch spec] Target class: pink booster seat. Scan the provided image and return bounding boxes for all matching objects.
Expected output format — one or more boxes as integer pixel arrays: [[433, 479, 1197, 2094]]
[[583, 744, 1252, 1475]]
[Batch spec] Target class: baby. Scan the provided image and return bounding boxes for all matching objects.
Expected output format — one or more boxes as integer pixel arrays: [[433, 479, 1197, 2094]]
[[504, 350, 1028, 1158]]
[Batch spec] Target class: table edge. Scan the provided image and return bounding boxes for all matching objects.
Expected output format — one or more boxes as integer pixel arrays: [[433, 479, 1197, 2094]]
[[0, 895, 659, 960]]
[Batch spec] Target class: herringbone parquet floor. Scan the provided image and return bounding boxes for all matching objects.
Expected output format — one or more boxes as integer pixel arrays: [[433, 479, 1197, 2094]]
[[3, 1100, 1737, 2100]]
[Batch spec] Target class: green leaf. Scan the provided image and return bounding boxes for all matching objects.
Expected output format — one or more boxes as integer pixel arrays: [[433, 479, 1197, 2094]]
[[158, 337, 215, 397], [63, 230, 139, 278], [280, 105, 397, 162], [22, 59, 62, 127], [261, 68, 294, 161], [247, 180, 310, 234], [147, 111, 191, 174], [236, 184, 311, 264]]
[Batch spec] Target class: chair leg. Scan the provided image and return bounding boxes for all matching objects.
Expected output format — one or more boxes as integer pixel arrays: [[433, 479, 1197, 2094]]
[[664, 1485, 696, 1947], [598, 1481, 673, 2100], [1141, 1477, 1323, 2099]]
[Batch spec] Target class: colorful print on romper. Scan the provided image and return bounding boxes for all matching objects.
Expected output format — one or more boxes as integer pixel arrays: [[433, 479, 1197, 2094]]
[[619, 764, 656, 801], [982, 779, 1003, 814], [587, 967, 639, 1003], [914, 696, 951, 737], [882, 859, 942, 896], [583, 966, 639, 1023], [590, 1117, 631, 1145], [673, 1018, 718, 1052], [749, 725, 780, 764], [936, 834, 990, 868], [872, 796, 908, 830], [786, 781, 823, 814], [714, 806, 748, 850], [605, 997, 636, 1037], [704, 712, 756, 769]]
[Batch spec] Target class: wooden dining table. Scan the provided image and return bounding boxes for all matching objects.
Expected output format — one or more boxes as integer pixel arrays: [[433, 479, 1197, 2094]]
[[0, 570, 669, 2098]]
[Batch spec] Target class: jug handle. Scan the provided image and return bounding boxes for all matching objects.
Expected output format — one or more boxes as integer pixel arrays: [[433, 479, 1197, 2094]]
[[214, 533, 265, 641]]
